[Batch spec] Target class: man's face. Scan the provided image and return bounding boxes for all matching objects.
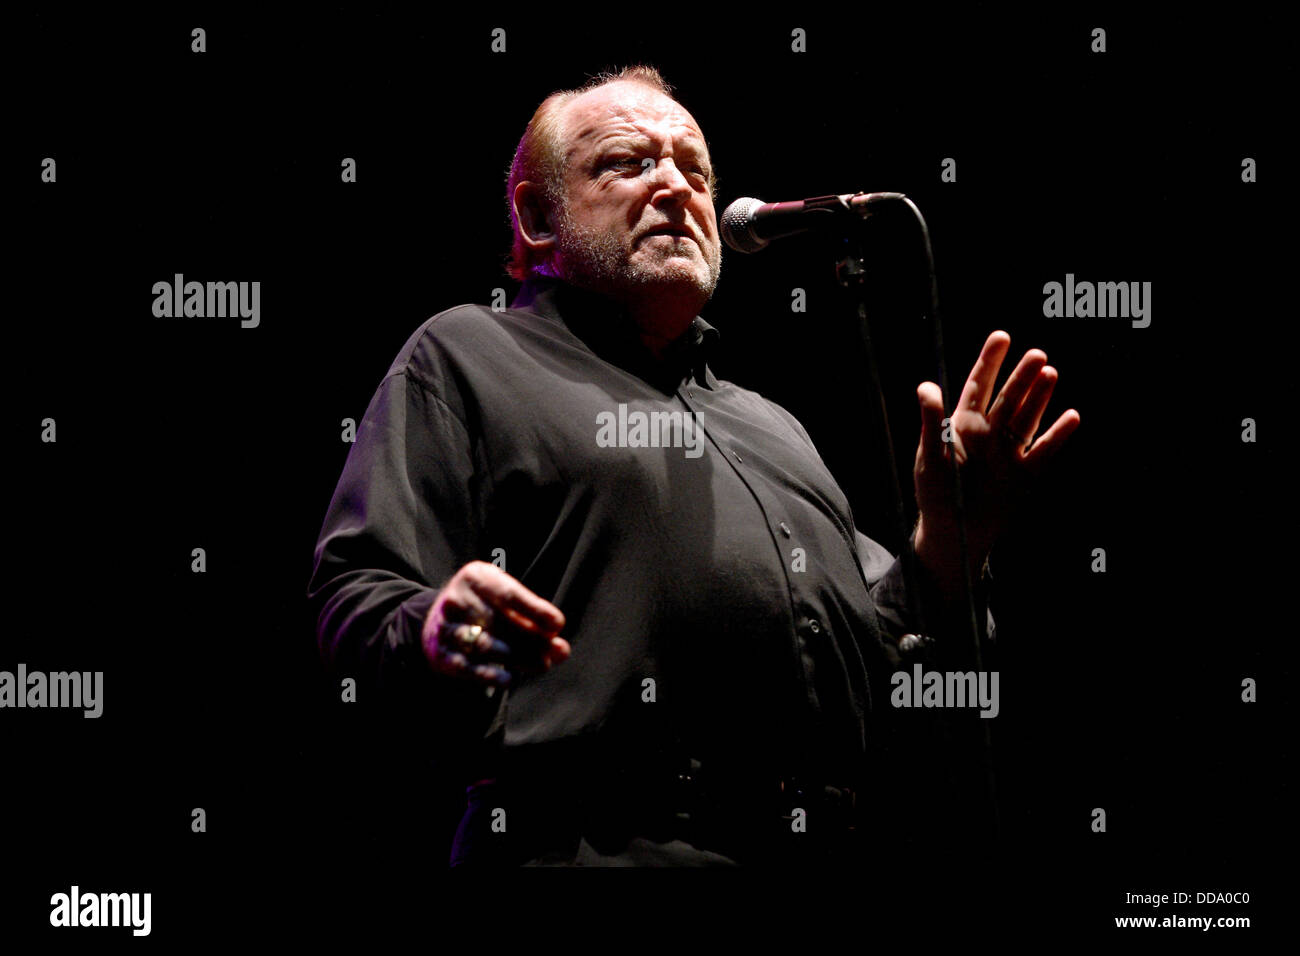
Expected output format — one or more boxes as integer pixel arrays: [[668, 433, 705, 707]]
[[548, 81, 721, 310]]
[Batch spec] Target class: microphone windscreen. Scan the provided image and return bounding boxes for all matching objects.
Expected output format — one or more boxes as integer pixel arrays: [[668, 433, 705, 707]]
[[720, 197, 767, 253]]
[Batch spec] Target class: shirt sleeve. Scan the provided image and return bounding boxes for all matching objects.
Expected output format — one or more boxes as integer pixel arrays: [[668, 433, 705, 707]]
[[306, 362, 504, 743], [754, 392, 997, 672], [856, 528, 997, 673]]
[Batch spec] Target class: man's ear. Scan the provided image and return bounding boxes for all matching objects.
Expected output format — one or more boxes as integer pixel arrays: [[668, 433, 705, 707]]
[[513, 181, 558, 259]]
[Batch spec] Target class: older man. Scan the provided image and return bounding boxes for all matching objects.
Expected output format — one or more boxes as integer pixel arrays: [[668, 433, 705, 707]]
[[307, 66, 1078, 866]]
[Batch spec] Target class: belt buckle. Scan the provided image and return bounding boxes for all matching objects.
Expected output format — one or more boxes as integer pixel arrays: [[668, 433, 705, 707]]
[[670, 757, 703, 817], [779, 777, 858, 819]]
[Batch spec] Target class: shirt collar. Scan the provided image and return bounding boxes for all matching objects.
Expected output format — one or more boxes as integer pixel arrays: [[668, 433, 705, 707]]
[[511, 276, 720, 392]]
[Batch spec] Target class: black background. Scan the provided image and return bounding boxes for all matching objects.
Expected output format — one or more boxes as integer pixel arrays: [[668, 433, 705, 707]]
[[8, 6, 1287, 943]]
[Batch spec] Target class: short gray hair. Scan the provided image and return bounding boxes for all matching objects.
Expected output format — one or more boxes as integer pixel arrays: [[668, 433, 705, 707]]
[[504, 66, 707, 281]]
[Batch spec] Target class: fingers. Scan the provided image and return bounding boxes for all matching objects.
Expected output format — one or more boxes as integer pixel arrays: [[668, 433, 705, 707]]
[[424, 562, 571, 687], [471, 564, 566, 637], [439, 647, 514, 688], [957, 331, 1011, 416], [1023, 408, 1081, 475], [1003, 363, 1056, 447], [987, 349, 1049, 433], [447, 561, 565, 635], [440, 580, 495, 632], [917, 332, 1079, 537], [446, 622, 513, 661], [463, 563, 568, 669], [916, 381, 948, 471], [428, 616, 566, 686]]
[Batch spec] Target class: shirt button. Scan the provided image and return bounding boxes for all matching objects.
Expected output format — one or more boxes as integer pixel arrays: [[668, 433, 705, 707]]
[[779, 522, 792, 537]]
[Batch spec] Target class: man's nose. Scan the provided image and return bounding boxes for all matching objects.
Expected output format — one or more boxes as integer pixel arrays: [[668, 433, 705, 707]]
[[645, 158, 693, 206]]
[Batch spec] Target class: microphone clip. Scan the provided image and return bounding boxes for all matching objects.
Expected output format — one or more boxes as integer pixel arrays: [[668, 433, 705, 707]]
[[839, 191, 907, 217]]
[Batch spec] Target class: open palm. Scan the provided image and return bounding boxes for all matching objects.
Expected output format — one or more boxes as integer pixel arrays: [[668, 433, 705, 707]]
[[913, 331, 1081, 586]]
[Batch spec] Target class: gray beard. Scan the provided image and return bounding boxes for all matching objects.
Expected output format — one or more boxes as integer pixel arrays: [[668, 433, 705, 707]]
[[550, 209, 722, 306]]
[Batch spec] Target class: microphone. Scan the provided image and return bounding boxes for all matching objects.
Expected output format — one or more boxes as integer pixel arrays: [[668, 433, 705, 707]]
[[719, 191, 906, 253]]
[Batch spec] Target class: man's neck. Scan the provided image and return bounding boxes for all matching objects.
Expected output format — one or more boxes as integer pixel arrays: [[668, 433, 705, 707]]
[[624, 290, 700, 359], [520, 276, 707, 393], [548, 275, 703, 361]]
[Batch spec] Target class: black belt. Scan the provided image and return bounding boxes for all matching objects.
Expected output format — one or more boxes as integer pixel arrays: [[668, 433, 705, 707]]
[[494, 747, 865, 863]]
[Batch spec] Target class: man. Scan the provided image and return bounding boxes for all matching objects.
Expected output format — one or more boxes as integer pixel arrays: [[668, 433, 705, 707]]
[[307, 66, 1079, 866]]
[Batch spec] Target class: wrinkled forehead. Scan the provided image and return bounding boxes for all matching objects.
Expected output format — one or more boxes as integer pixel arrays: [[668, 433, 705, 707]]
[[560, 82, 708, 165]]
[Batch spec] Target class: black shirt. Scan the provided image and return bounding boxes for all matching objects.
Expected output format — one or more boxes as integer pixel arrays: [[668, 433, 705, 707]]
[[307, 276, 992, 860]]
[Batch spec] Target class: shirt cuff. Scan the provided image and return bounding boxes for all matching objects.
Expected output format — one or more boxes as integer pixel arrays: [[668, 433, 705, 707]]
[[379, 590, 508, 748], [871, 535, 996, 672]]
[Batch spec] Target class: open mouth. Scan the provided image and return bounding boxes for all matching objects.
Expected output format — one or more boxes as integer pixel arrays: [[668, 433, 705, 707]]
[[642, 226, 693, 240]]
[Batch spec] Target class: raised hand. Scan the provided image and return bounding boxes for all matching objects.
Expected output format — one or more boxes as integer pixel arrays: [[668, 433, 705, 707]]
[[913, 331, 1080, 591]]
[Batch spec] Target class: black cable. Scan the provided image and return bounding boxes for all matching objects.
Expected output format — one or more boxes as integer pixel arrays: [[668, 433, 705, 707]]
[[895, 195, 984, 674], [850, 193, 998, 838]]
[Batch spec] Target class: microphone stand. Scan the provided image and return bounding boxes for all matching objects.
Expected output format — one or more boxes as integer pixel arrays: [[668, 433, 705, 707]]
[[833, 192, 998, 839]]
